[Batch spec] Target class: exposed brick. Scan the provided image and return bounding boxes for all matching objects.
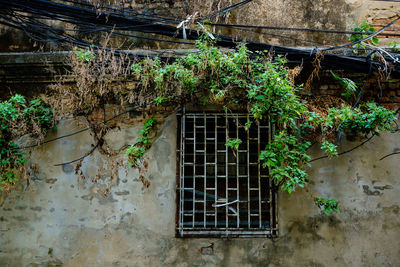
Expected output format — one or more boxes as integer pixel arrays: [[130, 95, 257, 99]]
[[380, 97, 391, 103], [372, 19, 400, 26], [383, 103, 400, 110], [388, 82, 400, 90], [328, 84, 341, 89], [327, 89, 340, 96], [318, 90, 328, 95], [385, 25, 400, 31]]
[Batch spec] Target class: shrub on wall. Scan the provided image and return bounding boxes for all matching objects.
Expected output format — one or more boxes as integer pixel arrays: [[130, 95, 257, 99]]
[[5, 31, 396, 214], [0, 95, 54, 191]]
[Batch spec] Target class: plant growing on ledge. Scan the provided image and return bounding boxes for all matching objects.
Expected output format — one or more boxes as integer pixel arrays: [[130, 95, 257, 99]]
[[122, 33, 396, 214], [350, 19, 379, 54], [49, 30, 396, 214]]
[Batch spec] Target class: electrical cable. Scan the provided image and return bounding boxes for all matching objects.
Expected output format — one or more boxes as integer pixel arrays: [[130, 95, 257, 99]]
[[353, 51, 375, 108], [0, 16, 194, 47], [309, 134, 375, 162], [198, 0, 256, 22], [0, 0, 399, 77], [322, 16, 400, 51], [233, 27, 326, 46], [210, 23, 400, 37], [18, 105, 144, 150]]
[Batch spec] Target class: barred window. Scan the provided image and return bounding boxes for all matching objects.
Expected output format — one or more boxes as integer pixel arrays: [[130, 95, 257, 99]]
[[176, 111, 278, 238]]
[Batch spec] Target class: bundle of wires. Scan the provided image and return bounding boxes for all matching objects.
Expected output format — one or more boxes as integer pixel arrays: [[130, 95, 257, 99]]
[[0, 0, 399, 76]]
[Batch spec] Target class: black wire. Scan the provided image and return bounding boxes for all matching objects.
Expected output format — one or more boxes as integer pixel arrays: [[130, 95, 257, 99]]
[[211, 23, 400, 37], [102, 29, 194, 45], [309, 135, 375, 162], [234, 27, 325, 46], [6, 11, 383, 54], [198, 0, 256, 22], [1, 0, 399, 77], [8, 8, 319, 47], [18, 105, 144, 150], [353, 52, 375, 108], [322, 16, 400, 51], [53, 141, 100, 166], [380, 151, 400, 160], [0, 17, 194, 47], [57, 0, 400, 38], [10, 13, 379, 52], [20, 128, 89, 149], [60, 0, 184, 22], [0, 0, 191, 44], [1, 0, 175, 26]]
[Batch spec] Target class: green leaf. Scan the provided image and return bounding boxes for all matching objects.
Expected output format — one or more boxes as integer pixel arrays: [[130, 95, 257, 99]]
[[315, 197, 339, 215], [226, 138, 242, 150]]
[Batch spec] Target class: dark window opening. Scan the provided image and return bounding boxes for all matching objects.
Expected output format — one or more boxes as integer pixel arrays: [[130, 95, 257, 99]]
[[176, 111, 278, 238]]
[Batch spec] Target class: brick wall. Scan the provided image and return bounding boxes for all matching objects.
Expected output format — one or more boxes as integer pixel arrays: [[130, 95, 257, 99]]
[[371, 18, 400, 46], [306, 70, 400, 109]]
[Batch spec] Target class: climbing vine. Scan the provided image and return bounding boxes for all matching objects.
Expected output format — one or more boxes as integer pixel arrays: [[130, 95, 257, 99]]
[[4, 31, 396, 215], [120, 34, 396, 213], [126, 117, 157, 166], [315, 197, 339, 215], [0, 95, 54, 191], [350, 19, 379, 54]]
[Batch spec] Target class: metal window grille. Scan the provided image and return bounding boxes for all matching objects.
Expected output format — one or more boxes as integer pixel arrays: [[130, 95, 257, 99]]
[[176, 111, 278, 238]]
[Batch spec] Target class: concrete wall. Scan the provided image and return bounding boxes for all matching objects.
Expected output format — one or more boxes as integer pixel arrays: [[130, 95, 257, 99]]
[[220, 0, 400, 45], [0, 113, 399, 266], [1, 0, 399, 51]]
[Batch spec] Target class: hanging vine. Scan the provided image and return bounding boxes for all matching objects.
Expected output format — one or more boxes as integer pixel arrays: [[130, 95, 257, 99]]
[[2, 31, 397, 214]]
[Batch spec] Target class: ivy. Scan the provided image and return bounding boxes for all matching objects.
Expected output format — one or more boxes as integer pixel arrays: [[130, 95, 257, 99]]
[[226, 138, 242, 151], [58, 32, 396, 215], [316, 103, 395, 136], [154, 96, 168, 106], [73, 46, 96, 62], [259, 131, 311, 194], [0, 94, 54, 191], [306, 102, 395, 157], [315, 197, 339, 215], [122, 34, 397, 214], [126, 117, 157, 166], [388, 41, 399, 52], [321, 141, 338, 157], [350, 19, 379, 54]]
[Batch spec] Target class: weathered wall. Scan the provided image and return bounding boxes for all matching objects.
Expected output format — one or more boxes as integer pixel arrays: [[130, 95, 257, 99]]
[[222, 0, 400, 45], [1, 0, 399, 51], [0, 113, 399, 266]]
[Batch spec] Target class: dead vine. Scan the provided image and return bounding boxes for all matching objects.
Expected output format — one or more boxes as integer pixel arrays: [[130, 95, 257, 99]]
[[303, 95, 348, 142], [305, 51, 324, 90]]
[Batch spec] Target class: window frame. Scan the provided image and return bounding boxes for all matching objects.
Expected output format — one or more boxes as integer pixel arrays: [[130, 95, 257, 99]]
[[176, 110, 278, 238]]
